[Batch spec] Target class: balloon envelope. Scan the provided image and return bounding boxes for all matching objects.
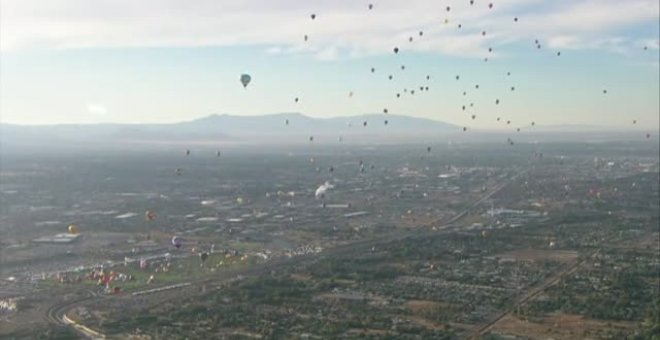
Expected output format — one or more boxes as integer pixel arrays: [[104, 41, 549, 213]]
[[68, 224, 79, 234], [240, 74, 251, 88], [145, 210, 156, 221], [172, 236, 182, 249]]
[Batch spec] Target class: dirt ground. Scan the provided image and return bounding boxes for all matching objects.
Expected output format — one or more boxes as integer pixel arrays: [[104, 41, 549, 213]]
[[497, 249, 578, 262], [490, 313, 637, 339], [405, 299, 445, 313]]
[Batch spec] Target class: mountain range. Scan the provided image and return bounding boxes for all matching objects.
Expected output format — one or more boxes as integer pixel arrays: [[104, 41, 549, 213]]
[[0, 113, 654, 151], [0, 113, 459, 148]]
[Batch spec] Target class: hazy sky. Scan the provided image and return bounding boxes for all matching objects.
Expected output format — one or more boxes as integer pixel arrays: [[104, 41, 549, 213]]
[[1, 0, 658, 129]]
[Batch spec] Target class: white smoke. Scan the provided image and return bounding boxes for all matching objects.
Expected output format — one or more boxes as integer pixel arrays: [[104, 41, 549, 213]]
[[314, 181, 334, 198]]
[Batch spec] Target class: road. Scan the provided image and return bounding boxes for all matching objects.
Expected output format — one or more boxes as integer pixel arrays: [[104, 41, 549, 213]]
[[44, 167, 528, 339], [465, 249, 600, 339]]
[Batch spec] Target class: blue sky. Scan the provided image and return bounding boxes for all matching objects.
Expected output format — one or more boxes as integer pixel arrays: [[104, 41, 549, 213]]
[[1, 0, 658, 130]]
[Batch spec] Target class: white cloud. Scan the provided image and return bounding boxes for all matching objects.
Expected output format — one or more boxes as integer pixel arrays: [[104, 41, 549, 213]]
[[265, 46, 283, 54], [1, 0, 657, 58], [88, 103, 108, 116]]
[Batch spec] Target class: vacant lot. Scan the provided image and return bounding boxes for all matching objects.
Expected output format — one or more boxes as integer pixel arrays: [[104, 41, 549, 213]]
[[497, 249, 578, 262], [490, 313, 637, 339]]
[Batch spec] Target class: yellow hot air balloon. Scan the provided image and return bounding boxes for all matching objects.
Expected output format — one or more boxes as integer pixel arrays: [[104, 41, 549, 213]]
[[68, 224, 79, 234]]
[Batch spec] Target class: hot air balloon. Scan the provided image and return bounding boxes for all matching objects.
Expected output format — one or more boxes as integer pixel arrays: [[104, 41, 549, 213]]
[[495, 99, 500, 105], [393, 47, 399, 54], [368, 4, 373, 10], [446, 6, 451, 11], [240, 74, 251, 88], [310, 14, 316, 20], [68, 224, 79, 234], [145, 210, 156, 221], [383, 108, 389, 114], [172, 236, 182, 249], [294, 97, 299, 103]]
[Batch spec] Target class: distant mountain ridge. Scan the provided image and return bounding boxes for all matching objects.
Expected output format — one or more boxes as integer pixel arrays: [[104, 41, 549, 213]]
[[0, 113, 459, 147], [177, 112, 458, 134], [1, 113, 654, 151]]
